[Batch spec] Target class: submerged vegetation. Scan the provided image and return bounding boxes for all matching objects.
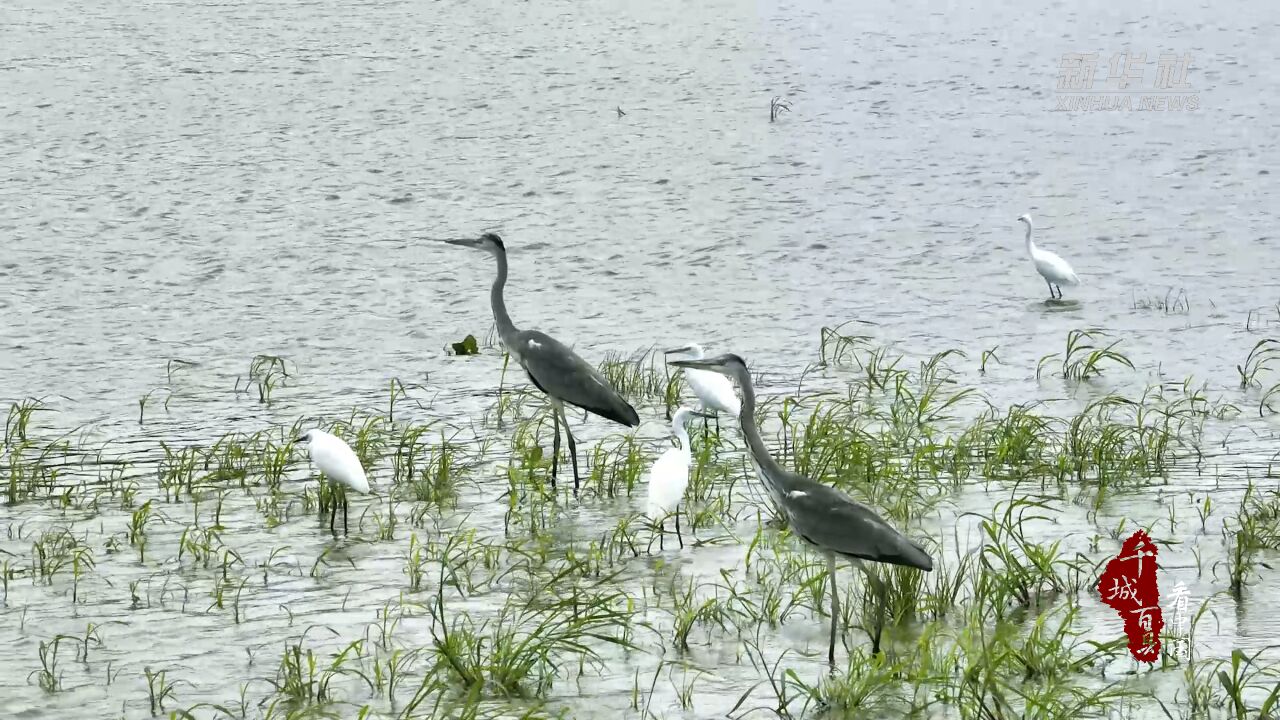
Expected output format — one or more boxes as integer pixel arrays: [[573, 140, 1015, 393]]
[[1, 326, 1278, 719]]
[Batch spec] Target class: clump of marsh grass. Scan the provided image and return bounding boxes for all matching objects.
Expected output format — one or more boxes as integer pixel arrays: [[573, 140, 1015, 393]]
[[1236, 338, 1279, 389], [1220, 482, 1280, 599], [4, 397, 48, 447], [597, 349, 669, 403], [769, 95, 791, 122], [237, 354, 293, 405], [390, 424, 465, 513], [817, 324, 875, 367], [1131, 287, 1190, 314], [144, 666, 181, 715], [666, 575, 734, 651], [136, 387, 171, 425], [1037, 329, 1134, 381], [387, 377, 431, 422], [966, 495, 1089, 613], [584, 435, 646, 498], [1209, 648, 1280, 719], [424, 563, 635, 698]]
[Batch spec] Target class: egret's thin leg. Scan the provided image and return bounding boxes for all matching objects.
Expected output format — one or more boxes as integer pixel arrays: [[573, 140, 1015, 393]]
[[675, 510, 683, 548], [827, 553, 840, 667], [1055, 284, 1062, 299], [329, 486, 338, 534], [714, 414, 720, 436], [342, 492, 349, 535], [1045, 277, 1055, 299]]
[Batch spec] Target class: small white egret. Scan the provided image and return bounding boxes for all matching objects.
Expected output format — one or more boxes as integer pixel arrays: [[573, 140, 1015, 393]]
[[1018, 213, 1080, 299], [664, 344, 741, 432], [295, 429, 370, 535], [646, 406, 709, 549]]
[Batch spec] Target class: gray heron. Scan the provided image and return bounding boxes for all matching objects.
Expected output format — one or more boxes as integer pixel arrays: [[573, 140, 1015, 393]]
[[669, 352, 933, 665], [443, 233, 640, 492]]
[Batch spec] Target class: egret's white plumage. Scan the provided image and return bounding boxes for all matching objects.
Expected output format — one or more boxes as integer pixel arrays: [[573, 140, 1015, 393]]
[[645, 406, 701, 549], [296, 429, 369, 533], [664, 344, 741, 422], [1018, 214, 1080, 299]]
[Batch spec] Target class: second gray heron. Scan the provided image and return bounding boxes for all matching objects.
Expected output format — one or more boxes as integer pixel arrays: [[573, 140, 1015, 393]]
[[669, 352, 933, 665]]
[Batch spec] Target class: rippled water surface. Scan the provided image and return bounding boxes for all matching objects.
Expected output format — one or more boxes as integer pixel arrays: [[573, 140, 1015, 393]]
[[3, 0, 1280, 717]]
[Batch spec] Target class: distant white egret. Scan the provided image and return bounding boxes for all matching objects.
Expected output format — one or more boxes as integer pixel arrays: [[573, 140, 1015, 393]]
[[295, 429, 370, 534], [646, 406, 708, 549], [664, 344, 741, 432], [1018, 213, 1080, 299]]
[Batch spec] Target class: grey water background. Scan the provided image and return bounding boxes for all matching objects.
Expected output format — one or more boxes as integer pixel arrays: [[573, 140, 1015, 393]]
[[2, 0, 1280, 716]]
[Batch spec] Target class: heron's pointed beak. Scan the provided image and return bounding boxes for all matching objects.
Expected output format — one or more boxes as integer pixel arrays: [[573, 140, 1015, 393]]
[[442, 237, 479, 247], [669, 358, 721, 372]]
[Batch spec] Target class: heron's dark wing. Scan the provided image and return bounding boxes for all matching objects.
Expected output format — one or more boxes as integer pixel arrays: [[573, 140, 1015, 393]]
[[784, 482, 933, 571], [513, 330, 640, 427]]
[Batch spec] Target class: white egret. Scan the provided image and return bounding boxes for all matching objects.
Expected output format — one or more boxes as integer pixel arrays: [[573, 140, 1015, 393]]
[[1018, 213, 1080, 299], [645, 406, 709, 549], [664, 344, 741, 432], [295, 429, 370, 535]]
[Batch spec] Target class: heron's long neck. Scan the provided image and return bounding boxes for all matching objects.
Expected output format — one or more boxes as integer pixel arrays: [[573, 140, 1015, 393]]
[[1023, 223, 1036, 255], [491, 249, 518, 347], [732, 366, 790, 502]]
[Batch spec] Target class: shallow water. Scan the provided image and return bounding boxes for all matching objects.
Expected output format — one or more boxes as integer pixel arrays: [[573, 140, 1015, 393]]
[[3, 0, 1280, 717]]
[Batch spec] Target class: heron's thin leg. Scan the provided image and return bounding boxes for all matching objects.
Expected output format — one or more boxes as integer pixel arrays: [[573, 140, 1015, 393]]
[[862, 564, 888, 655], [658, 521, 665, 550], [675, 509, 683, 549], [827, 553, 840, 667], [550, 410, 561, 489], [560, 409, 581, 494]]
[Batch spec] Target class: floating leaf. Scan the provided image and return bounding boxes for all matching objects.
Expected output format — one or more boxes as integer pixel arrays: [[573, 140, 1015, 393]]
[[451, 334, 479, 356]]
